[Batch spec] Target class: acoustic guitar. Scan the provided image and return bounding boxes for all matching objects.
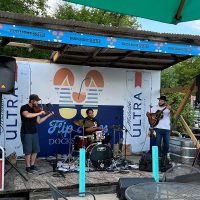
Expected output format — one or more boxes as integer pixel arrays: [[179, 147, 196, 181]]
[[147, 100, 175, 128]]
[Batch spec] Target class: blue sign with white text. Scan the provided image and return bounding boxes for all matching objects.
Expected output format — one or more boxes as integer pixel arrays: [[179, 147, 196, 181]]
[[0, 23, 200, 56]]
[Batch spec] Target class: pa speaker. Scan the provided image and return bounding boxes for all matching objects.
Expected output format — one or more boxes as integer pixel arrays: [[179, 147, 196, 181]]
[[0, 56, 16, 94], [117, 177, 155, 200]]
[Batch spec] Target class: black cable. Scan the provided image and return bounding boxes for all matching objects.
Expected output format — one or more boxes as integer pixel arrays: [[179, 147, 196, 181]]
[[78, 77, 90, 100]]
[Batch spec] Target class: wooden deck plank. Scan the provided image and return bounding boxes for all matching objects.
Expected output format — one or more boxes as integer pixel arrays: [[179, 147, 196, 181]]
[[2, 157, 157, 198]]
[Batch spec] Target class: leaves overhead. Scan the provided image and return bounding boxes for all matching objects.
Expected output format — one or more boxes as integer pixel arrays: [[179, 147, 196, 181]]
[[55, 3, 140, 28], [0, 1, 140, 59], [0, 0, 48, 16], [161, 57, 200, 130], [161, 57, 200, 88]]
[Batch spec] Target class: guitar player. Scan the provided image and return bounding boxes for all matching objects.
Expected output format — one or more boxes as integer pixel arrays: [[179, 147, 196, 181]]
[[146, 96, 173, 158]]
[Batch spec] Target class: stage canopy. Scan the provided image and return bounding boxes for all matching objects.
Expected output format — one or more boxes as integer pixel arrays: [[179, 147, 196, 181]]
[[0, 11, 200, 70], [64, 0, 200, 24]]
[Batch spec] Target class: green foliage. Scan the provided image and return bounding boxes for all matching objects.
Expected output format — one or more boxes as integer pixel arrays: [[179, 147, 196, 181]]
[[0, 45, 51, 59], [174, 57, 200, 86], [165, 93, 194, 132], [55, 4, 140, 28], [161, 57, 200, 88], [0, 0, 49, 58], [161, 57, 200, 130], [0, 1, 140, 59], [161, 67, 178, 88], [0, 0, 48, 16]]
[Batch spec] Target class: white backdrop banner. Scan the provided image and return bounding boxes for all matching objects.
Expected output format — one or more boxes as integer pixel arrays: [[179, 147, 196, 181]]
[[1, 61, 160, 156]]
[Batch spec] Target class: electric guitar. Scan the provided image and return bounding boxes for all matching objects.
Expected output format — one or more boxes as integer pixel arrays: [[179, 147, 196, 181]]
[[147, 100, 175, 128]]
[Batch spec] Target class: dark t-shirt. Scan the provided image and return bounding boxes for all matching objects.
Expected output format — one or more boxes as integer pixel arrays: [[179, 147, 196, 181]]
[[20, 104, 37, 134], [84, 117, 100, 136]]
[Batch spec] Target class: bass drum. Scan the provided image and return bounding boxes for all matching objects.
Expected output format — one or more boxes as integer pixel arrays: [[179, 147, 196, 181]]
[[89, 143, 113, 170]]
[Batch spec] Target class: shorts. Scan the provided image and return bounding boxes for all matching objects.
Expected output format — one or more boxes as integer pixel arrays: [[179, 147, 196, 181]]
[[21, 133, 40, 155]]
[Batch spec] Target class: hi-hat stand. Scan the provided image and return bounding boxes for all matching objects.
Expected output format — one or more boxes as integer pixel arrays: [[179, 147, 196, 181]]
[[0, 93, 28, 181], [59, 128, 80, 172]]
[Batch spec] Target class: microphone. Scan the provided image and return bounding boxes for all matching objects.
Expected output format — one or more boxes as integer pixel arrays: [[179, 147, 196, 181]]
[[46, 103, 53, 108], [78, 77, 90, 100], [123, 124, 134, 137]]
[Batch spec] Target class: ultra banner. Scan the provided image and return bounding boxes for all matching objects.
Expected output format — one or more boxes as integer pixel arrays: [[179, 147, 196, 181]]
[[0, 62, 160, 157], [0, 23, 200, 56]]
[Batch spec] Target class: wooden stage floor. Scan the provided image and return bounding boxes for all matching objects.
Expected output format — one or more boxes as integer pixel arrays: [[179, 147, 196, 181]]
[[1, 156, 158, 200]]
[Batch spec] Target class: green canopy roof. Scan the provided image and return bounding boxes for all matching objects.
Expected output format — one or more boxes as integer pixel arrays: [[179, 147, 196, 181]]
[[64, 0, 200, 24]]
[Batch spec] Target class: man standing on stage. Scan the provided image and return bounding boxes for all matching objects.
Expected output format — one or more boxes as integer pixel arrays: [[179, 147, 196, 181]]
[[146, 96, 173, 157], [20, 94, 53, 173]]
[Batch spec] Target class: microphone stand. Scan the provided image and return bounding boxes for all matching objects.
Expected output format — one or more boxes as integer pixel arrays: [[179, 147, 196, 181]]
[[121, 125, 134, 165], [124, 127, 128, 160]]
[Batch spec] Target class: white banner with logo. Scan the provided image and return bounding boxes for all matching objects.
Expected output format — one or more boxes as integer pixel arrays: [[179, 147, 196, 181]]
[[1, 61, 160, 156]]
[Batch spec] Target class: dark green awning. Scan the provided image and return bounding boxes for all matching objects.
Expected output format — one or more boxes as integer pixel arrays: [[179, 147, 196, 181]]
[[64, 0, 200, 24]]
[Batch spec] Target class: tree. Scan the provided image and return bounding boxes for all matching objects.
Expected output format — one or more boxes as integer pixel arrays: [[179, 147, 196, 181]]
[[0, 0, 48, 16], [161, 57, 200, 130], [161, 57, 200, 88], [0, 0, 50, 58], [0, 1, 140, 59], [54, 3, 140, 28]]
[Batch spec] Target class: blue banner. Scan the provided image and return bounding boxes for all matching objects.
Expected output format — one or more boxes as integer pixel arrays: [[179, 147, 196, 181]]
[[0, 23, 199, 56], [38, 105, 123, 157]]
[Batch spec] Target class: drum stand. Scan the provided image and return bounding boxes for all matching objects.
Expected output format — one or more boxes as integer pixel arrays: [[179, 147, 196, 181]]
[[82, 124, 92, 172], [62, 129, 82, 172]]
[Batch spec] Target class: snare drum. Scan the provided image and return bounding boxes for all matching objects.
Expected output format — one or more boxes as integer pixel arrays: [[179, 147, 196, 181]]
[[94, 131, 105, 142], [74, 136, 91, 151]]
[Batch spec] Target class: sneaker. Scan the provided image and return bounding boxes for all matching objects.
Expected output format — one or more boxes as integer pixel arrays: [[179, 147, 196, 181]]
[[26, 167, 34, 174], [30, 165, 39, 172]]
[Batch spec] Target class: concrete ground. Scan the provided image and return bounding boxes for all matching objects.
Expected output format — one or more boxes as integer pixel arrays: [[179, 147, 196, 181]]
[[42, 193, 118, 200]]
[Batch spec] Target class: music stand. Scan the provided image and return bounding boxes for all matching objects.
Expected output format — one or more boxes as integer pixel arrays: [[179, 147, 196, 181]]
[[0, 93, 28, 181]]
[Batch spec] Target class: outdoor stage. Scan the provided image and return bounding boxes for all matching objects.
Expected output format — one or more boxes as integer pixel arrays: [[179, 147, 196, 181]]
[[1, 155, 159, 200]]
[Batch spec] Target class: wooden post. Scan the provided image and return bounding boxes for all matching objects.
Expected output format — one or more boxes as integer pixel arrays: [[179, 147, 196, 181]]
[[171, 81, 196, 130], [179, 115, 200, 148]]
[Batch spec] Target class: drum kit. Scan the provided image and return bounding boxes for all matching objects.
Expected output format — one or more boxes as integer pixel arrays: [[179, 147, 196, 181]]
[[57, 119, 132, 172], [72, 119, 113, 170]]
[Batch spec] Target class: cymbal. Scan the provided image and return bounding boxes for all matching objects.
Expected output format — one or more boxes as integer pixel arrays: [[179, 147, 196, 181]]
[[73, 119, 94, 127], [74, 119, 84, 127], [110, 125, 123, 130]]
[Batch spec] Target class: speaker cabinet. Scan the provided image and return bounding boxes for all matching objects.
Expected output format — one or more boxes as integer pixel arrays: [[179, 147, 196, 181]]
[[0, 56, 16, 94], [117, 177, 155, 200]]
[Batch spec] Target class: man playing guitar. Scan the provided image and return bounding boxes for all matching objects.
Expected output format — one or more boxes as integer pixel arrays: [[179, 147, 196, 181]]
[[146, 96, 173, 157]]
